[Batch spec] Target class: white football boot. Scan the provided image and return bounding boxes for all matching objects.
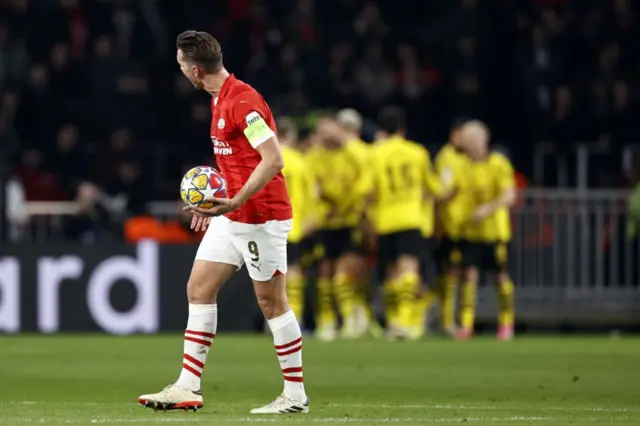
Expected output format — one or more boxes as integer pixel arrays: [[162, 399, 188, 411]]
[[315, 323, 337, 342], [250, 393, 309, 414], [340, 315, 363, 339], [138, 384, 203, 411]]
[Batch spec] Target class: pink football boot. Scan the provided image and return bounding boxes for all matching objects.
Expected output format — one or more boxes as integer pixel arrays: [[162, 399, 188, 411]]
[[497, 325, 514, 341]]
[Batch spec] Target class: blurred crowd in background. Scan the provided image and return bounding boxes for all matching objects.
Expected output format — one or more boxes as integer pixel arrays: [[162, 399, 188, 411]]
[[1, 0, 640, 241]]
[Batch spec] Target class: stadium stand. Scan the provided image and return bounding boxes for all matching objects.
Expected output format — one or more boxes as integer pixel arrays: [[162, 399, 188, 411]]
[[1, 0, 639, 241]]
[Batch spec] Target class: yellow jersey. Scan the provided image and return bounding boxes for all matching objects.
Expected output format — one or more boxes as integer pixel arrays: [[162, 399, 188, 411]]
[[371, 135, 441, 235], [462, 152, 515, 243], [305, 144, 363, 229], [302, 147, 327, 231], [421, 195, 436, 239], [282, 145, 315, 243], [434, 144, 469, 240]]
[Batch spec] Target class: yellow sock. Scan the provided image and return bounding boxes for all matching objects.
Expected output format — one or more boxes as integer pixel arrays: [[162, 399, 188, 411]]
[[414, 286, 438, 335], [421, 286, 439, 312], [441, 275, 458, 330], [460, 281, 477, 331], [287, 273, 305, 321], [382, 280, 398, 327], [497, 279, 515, 327], [316, 277, 335, 326], [333, 273, 356, 322], [355, 278, 369, 315], [358, 278, 379, 324], [396, 273, 419, 328]]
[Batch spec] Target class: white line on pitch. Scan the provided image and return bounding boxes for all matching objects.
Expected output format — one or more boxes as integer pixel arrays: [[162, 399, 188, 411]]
[[17, 416, 556, 424], [327, 403, 640, 413], [15, 401, 640, 413], [14, 401, 640, 416]]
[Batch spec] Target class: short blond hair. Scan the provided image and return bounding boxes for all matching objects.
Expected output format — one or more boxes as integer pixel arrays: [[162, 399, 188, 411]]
[[336, 108, 363, 133], [461, 120, 491, 140]]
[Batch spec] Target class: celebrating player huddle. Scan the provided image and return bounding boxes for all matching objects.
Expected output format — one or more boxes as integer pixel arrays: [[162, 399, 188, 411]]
[[277, 109, 517, 343], [137, 29, 517, 417]]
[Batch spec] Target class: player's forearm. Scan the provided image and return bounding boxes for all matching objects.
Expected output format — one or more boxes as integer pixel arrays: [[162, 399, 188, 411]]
[[482, 188, 516, 212], [434, 187, 455, 202], [498, 187, 517, 208], [232, 157, 284, 206]]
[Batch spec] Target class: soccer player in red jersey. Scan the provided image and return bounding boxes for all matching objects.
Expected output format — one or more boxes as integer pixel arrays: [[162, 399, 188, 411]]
[[138, 31, 309, 414]]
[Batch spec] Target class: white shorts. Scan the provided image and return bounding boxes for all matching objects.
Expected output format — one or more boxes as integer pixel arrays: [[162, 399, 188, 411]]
[[195, 215, 291, 281]]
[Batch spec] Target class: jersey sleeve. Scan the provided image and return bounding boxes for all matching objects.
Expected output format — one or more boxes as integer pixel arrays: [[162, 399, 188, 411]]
[[230, 94, 275, 149], [369, 148, 383, 201], [347, 141, 374, 200], [422, 148, 443, 196], [494, 154, 515, 191], [298, 156, 313, 220], [434, 149, 453, 186]]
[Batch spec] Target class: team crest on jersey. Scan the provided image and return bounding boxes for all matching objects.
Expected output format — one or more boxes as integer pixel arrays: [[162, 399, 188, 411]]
[[218, 118, 225, 129]]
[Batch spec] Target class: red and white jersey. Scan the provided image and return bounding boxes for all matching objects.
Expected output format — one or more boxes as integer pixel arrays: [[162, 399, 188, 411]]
[[210, 74, 292, 224]]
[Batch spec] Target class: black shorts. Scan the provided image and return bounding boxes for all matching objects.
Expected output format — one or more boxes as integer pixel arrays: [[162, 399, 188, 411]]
[[350, 227, 366, 254], [420, 237, 436, 284], [300, 234, 321, 267], [287, 242, 302, 265], [435, 237, 464, 271], [320, 227, 358, 260], [462, 241, 509, 272], [377, 229, 423, 269]]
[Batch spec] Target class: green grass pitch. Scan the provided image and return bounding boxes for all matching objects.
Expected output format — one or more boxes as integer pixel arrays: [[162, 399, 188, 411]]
[[0, 334, 639, 425]]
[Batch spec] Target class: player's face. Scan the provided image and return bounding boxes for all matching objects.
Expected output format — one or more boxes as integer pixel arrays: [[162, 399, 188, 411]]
[[305, 132, 320, 149], [316, 118, 342, 147], [463, 129, 488, 160], [177, 49, 204, 90], [450, 129, 464, 151], [280, 133, 296, 147]]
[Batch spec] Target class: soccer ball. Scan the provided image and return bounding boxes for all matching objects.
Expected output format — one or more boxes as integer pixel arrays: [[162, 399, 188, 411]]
[[180, 166, 227, 209]]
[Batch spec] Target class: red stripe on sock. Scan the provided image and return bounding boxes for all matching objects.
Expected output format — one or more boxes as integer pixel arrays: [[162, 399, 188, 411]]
[[185, 336, 212, 347], [182, 363, 201, 378], [185, 329, 216, 339], [274, 337, 302, 350], [276, 344, 302, 357], [282, 367, 303, 374], [183, 353, 205, 369], [283, 375, 304, 382]]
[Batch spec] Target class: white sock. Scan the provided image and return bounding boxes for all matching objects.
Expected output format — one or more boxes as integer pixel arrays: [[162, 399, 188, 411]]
[[175, 303, 218, 391], [267, 309, 307, 402]]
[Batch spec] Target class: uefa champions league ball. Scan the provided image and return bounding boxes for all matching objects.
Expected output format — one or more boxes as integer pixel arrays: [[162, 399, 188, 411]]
[[180, 166, 227, 209]]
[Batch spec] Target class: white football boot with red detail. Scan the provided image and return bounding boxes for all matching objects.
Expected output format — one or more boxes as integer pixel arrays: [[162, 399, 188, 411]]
[[138, 384, 203, 412]]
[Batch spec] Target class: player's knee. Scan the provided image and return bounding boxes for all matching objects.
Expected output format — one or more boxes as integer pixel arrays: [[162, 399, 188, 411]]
[[187, 276, 219, 303], [464, 267, 479, 283], [446, 266, 460, 279], [255, 275, 289, 319], [396, 255, 419, 275], [287, 264, 303, 279], [495, 271, 510, 284], [186, 261, 231, 304], [318, 260, 333, 279], [256, 291, 288, 320]]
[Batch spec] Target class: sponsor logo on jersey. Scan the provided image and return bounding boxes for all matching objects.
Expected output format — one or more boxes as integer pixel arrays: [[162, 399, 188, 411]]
[[246, 111, 261, 125], [211, 136, 233, 155]]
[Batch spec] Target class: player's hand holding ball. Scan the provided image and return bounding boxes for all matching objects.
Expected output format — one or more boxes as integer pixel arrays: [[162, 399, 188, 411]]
[[180, 166, 228, 231]]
